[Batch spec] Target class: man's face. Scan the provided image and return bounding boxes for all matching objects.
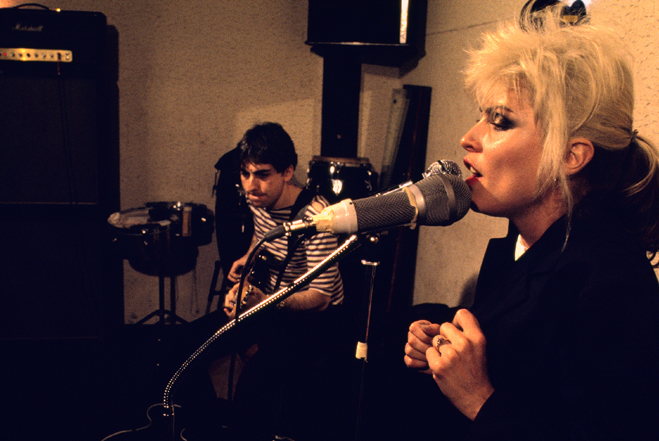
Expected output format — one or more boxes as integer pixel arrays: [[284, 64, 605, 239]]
[[240, 161, 293, 210]]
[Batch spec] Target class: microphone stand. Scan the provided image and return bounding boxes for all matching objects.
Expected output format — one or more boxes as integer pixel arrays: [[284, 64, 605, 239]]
[[354, 234, 380, 441], [159, 234, 362, 439]]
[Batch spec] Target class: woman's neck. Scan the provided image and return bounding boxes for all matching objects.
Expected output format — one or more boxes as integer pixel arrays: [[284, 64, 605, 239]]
[[512, 192, 566, 248]]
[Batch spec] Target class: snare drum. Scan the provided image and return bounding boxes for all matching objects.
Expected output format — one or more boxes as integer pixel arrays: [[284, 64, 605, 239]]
[[145, 201, 214, 246], [107, 207, 173, 263], [108, 202, 213, 276], [305, 156, 377, 203]]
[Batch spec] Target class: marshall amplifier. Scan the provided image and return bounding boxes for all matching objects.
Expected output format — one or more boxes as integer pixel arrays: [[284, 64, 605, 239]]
[[0, 7, 108, 77], [0, 6, 115, 206], [0, 6, 121, 339]]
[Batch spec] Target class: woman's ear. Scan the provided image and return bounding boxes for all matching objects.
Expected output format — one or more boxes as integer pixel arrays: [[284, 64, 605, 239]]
[[564, 138, 594, 176]]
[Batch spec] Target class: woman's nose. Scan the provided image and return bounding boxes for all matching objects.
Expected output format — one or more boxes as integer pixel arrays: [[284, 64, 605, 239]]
[[460, 123, 480, 152]]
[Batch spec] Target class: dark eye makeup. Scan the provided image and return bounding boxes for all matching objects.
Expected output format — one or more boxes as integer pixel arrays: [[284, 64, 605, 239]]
[[479, 106, 515, 131]]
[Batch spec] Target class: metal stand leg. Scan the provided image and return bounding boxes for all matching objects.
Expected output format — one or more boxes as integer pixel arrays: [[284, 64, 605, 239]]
[[135, 269, 188, 325], [206, 260, 228, 314], [354, 235, 381, 441]]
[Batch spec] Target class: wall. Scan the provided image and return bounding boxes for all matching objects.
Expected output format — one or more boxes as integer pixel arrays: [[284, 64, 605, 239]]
[[3, 0, 657, 322]]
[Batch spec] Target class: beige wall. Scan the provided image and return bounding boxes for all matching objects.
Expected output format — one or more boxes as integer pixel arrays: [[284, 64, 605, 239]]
[[5, 0, 657, 322]]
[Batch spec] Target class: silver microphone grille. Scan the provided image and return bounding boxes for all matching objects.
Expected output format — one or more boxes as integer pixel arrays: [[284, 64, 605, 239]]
[[424, 159, 463, 179]]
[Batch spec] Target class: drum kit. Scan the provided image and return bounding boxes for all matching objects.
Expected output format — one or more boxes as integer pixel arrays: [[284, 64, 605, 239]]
[[108, 201, 214, 324]]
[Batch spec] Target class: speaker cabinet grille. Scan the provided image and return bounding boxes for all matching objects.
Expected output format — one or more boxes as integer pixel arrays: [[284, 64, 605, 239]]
[[0, 8, 121, 339]]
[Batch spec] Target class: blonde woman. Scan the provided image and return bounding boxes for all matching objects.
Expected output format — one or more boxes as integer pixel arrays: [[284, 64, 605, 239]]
[[404, 4, 659, 440]]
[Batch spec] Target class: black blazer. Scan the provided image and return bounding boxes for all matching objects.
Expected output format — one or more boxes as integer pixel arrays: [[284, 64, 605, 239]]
[[468, 213, 659, 440]]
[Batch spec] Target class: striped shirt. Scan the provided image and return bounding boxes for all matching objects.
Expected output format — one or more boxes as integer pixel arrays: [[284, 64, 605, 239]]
[[249, 194, 344, 305]]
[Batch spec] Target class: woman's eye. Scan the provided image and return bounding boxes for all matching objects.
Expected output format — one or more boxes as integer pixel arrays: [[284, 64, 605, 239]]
[[489, 111, 513, 131]]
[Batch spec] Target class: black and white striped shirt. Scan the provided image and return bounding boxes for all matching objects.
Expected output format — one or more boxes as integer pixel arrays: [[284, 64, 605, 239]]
[[249, 194, 344, 305]]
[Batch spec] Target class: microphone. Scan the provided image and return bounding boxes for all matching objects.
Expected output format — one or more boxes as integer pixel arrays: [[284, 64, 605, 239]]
[[377, 159, 463, 196], [264, 160, 471, 240], [423, 158, 463, 179]]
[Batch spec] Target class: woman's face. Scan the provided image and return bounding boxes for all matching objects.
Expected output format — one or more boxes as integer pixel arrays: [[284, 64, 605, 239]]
[[461, 89, 546, 222]]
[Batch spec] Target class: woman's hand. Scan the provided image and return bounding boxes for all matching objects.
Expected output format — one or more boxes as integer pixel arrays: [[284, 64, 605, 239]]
[[223, 282, 267, 319], [404, 320, 442, 373], [426, 308, 494, 421]]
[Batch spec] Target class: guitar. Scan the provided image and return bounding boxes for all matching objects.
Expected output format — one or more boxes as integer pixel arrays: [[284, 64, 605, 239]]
[[249, 248, 282, 292]]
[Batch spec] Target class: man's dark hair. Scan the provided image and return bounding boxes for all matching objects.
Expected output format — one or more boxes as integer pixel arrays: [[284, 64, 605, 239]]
[[237, 122, 298, 172]]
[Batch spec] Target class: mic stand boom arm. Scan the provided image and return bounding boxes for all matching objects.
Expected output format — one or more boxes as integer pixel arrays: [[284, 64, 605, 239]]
[[160, 234, 362, 423]]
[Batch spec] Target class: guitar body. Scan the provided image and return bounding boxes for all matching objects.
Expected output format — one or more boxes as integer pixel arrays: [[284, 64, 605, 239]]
[[249, 248, 282, 292]]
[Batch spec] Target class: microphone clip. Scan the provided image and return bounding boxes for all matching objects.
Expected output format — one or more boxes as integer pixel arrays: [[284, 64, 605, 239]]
[[283, 215, 316, 237]]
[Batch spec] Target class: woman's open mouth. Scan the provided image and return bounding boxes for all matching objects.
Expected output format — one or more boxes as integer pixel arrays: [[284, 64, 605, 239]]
[[464, 161, 482, 187], [464, 161, 482, 177], [467, 163, 480, 176]]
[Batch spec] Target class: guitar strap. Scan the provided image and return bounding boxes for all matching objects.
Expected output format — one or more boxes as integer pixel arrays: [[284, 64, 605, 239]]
[[271, 188, 316, 292], [289, 188, 316, 227]]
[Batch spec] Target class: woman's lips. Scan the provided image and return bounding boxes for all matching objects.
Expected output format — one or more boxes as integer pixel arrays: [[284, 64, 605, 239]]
[[464, 162, 480, 175], [464, 161, 482, 186], [465, 161, 481, 176], [465, 175, 479, 187]]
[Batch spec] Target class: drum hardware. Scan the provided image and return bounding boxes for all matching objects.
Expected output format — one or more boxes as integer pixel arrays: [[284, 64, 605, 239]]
[[108, 202, 214, 325], [305, 156, 378, 204], [133, 268, 188, 326]]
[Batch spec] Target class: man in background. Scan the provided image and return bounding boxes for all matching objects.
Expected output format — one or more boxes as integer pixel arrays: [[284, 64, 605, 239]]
[[220, 122, 350, 441]]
